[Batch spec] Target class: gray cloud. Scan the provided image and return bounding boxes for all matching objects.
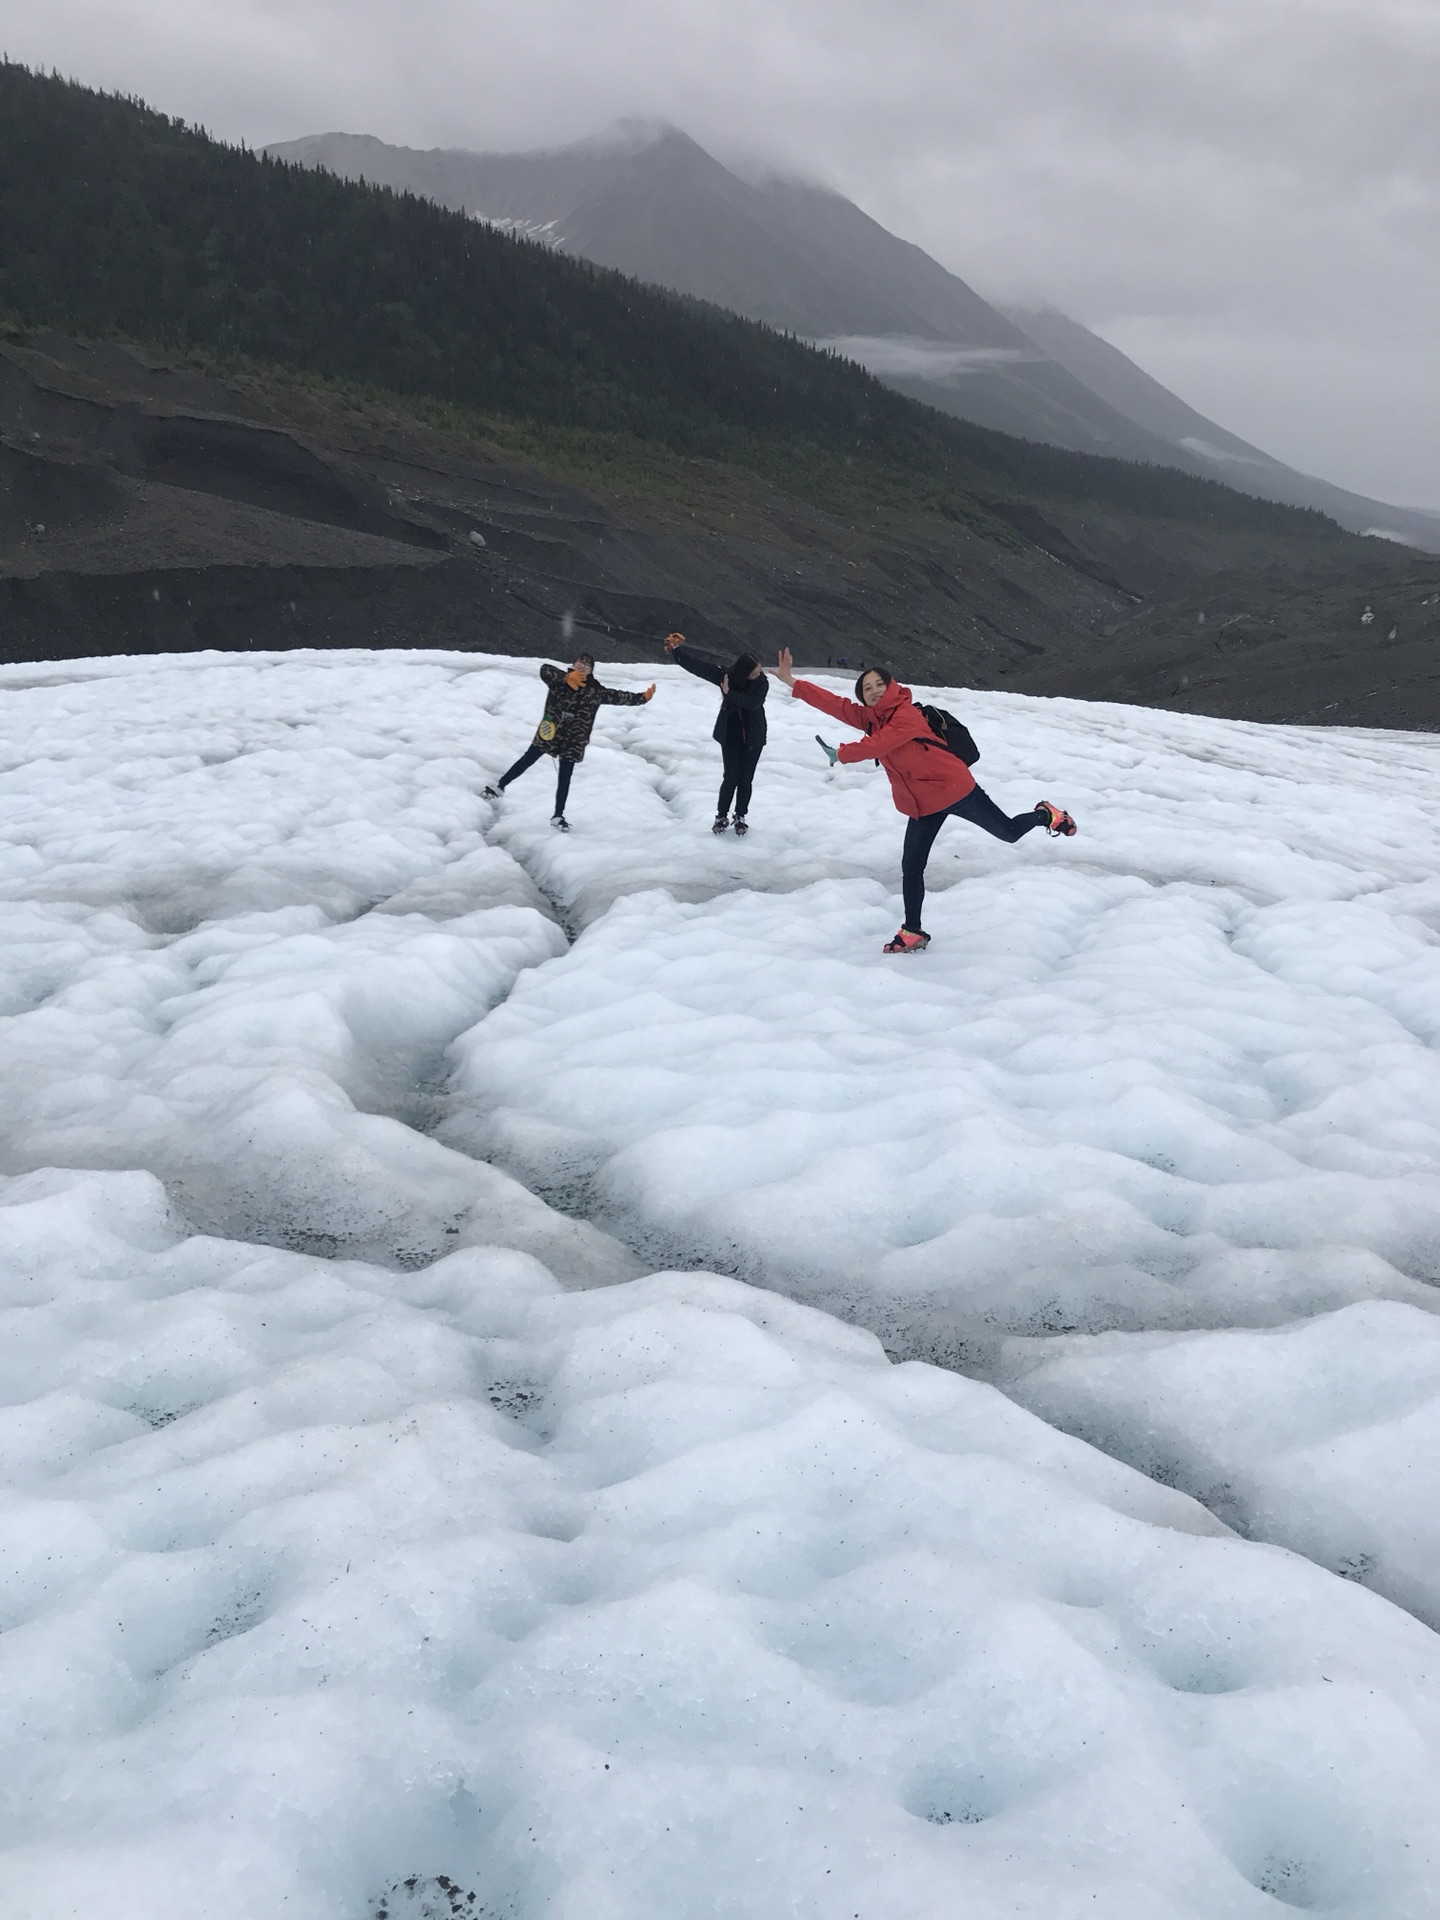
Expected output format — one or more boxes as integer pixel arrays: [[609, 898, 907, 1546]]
[[812, 340, 1046, 380], [4, 0, 1437, 507]]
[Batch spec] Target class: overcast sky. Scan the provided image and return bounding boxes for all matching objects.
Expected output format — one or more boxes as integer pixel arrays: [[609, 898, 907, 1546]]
[[4, 0, 1437, 509]]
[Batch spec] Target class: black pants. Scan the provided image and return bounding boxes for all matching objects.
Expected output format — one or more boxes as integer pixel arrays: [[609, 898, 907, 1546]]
[[901, 787, 1044, 930], [499, 742, 574, 814], [718, 742, 763, 819]]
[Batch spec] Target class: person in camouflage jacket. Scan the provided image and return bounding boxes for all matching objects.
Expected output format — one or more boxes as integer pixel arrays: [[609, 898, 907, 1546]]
[[483, 653, 655, 830]]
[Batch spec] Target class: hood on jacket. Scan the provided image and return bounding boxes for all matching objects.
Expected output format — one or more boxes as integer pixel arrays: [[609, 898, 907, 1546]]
[[870, 679, 913, 724]]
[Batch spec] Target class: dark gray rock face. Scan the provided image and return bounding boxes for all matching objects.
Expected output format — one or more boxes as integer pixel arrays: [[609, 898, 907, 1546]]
[[3, 332, 1437, 730]]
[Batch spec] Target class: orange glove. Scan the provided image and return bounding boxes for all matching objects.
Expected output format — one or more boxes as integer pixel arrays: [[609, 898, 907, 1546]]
[[662, 632, 684, 652], [643, 684, 657, 700], [565, 667, 587, 688]]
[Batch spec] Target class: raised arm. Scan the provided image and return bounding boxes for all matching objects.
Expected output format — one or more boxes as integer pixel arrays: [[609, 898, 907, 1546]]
[[666, 642, 726, 688], [540, 662, 564, 688], [788, 678, 871, 731], [775, 647, 868, 730]]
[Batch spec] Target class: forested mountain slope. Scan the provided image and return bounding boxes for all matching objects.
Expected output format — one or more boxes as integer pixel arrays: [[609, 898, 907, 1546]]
[[274, 122, 1440, 551], [0, 63, 1340, 536], [2, 65, 1437, 723]]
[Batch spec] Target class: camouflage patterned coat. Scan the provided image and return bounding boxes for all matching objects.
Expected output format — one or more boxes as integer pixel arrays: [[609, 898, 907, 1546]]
[[532, 663, 648, 762]]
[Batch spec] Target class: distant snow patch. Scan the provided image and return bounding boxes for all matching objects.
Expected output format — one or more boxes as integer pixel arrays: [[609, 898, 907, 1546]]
[[470, 212, 565, 248]]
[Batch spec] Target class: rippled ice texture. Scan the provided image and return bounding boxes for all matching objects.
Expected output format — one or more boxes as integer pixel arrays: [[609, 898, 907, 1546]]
[[2, 648, 1439, 1918]]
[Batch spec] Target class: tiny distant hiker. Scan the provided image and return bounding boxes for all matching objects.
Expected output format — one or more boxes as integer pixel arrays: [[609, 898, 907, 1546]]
[[775, 648, 1076, 953], [484, 653, 655, 831], [662, 631, 768, 835]]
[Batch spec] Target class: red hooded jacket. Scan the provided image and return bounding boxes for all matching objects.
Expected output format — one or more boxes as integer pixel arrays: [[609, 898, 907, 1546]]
[[790, 678, 975, 818]]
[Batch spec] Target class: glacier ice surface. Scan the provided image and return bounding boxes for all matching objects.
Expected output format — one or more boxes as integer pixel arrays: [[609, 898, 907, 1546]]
[[2, 647, 1438, 1917]]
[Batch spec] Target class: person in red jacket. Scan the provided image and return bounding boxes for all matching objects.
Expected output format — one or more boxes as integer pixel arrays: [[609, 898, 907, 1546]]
[[776, 648, 1075, 953]]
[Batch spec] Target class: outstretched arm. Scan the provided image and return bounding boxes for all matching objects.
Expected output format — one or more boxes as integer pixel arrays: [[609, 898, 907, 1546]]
[[666, 641, 726, 688], [833, 703, 925, 763], [776, 648, 869, 729], [597, 681, 656, 706], [835, 731, 885, 764], [789, 680, 872, 731]]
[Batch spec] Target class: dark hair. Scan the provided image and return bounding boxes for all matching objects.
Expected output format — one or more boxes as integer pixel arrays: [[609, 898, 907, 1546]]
[[728, 652, 760, 685], [574, 651, 595, 668], [855, 666, 892, 700]]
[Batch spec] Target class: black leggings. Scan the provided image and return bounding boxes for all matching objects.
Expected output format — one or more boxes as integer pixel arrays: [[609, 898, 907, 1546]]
[[499, 742, 574, 814], [901, 787, 1044, 930], [718, 742, 763, 819]]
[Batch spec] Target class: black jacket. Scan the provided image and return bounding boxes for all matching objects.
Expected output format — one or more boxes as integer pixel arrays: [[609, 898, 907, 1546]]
[[672, 645, 768, 751], [533, 663, 647, 762]]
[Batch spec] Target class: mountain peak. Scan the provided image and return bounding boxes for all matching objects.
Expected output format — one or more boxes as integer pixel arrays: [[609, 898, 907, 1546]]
[[569, 116, 680, 156]]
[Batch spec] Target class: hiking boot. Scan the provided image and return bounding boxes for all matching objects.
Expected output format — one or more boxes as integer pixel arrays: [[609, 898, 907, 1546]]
[[883, 928, 931, 954], [551, 814, 571, 833], [733, 817, 749, 837], [1036, 801, 1076, 837], [712, 813, 730, 834]]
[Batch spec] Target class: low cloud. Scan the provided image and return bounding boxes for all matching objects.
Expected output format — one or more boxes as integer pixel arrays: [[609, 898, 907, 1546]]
[[812, 338, 1045, 381]]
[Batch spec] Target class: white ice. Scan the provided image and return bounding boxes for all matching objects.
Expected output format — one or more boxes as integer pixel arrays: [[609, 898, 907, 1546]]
[[994, 1301, 1440, 1629], [2, 647, 1439, 1917]]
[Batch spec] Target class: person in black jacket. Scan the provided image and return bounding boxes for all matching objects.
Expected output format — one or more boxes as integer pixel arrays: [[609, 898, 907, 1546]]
[[662, 632, 768, 835], [483, 654, 655, 830]]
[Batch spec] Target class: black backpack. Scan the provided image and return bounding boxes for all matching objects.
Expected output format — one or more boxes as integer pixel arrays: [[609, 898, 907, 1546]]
[[916, 704, 979, 766]]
